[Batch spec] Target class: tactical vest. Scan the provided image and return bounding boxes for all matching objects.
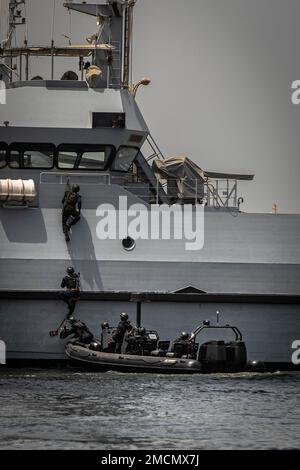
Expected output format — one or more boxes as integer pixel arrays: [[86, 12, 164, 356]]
[[64, 191, 78, 208], [66, 274, 80, 290]]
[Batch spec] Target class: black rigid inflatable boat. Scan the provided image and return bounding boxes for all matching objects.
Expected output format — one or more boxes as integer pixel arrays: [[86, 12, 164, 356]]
[[66, 343, 203, 373], [65, 321, 249, 374]]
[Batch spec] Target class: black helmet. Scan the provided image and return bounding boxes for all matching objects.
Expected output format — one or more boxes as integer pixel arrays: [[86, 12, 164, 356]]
[[72, 184, 80, 193], [138, 327, 146, 336], [120, 312, 128, 321], [68, 316, 76, 324], [181, 331, 189, 340], [101, 321, 109, 329], [67, 266, 75, 275]]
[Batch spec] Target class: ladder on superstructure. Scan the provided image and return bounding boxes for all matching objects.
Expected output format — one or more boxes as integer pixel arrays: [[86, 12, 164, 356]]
[[144, 134, 165, 163]]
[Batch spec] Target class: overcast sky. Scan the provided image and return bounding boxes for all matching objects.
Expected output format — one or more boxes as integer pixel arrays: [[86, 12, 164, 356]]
[[1, 0, 300, 213]]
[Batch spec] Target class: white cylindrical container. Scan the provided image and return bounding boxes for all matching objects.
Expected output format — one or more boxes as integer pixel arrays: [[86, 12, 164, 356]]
[[0, 179, 37, 203]]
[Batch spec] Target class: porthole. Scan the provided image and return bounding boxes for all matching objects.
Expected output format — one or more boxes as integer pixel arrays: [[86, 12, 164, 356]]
[[122, 236, 136, 251]]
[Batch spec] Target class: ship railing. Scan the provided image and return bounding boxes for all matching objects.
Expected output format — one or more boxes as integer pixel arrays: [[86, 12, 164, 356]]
[[40, 172, 111, 186], [124, 181, 204, 205], [142, 134, 166, 164], [205, 179, 239, 209], [126, 175, 241, 208], [39, 172, 241, 209]]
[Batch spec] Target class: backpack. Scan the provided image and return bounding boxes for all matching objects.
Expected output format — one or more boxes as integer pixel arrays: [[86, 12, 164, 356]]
[[67, 274, 80, 290], [65, 191, 78, 208]]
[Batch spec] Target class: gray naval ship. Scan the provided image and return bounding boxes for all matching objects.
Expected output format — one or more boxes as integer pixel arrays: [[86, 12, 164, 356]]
[[0, 0, 299, 368]]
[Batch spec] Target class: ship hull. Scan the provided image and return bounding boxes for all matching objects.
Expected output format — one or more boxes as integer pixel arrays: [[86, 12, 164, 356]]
[[1, 196, 300, 367]]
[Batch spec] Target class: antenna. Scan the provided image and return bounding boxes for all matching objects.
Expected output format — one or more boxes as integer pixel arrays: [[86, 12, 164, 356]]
[[1, 1, 27, 82], [7, 1, 26, 48], [123, 0, 137, 88]]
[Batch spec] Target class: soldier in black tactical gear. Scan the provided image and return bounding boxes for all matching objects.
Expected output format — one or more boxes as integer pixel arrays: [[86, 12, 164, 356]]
[[126, 326, 147, 355], [113, 312, 133, 353], [60, 267, 81, 318], [62, 183, 82, 242], [59, 316, 94, 346], [171, 331, 191, 356]]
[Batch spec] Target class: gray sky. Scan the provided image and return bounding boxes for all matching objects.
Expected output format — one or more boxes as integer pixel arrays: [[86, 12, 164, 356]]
[[2, 0, 300, 213]]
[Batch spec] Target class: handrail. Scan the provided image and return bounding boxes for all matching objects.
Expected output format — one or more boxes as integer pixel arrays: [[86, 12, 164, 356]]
[[40, 171, 111, 185], [127, 175, 240, 208], [144, 134, 165, 163], [190, 324, 243, 342]]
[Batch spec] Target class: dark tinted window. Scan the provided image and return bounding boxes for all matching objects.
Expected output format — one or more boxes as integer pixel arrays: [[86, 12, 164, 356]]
[[9, 150, 20, 168], [92, 113, 125, 129], [79, 151, 107, 169], [112, 146, 139, 172], [0, 144, 7, 168], [8, 144, 55, 169], [57, 151, 77, 169], [24, 149, 53, 168], [58, 145, 114, 170]]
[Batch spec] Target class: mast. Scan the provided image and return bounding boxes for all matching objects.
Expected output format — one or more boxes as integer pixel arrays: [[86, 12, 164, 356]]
[[122, 0, 136, 88], [5, 1, 26, 49], [0, 1, 136, 88], [63, 1, 136, 89]]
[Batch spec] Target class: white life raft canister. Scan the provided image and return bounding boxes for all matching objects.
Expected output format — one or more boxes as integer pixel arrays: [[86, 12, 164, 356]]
[[0, 179, 36, 203]]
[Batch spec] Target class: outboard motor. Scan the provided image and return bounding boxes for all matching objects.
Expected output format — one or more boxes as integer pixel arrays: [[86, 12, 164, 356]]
[[190, 320, 247, 373], [198, 341, 227, 372], [225, 341, 247, 372]]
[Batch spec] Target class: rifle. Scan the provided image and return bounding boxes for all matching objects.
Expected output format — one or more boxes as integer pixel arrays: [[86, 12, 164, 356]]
[[76, 272, 81, 291], [62, 177, 71, 207], [49, 317, 68, 338], [65, 177, 71, 193]]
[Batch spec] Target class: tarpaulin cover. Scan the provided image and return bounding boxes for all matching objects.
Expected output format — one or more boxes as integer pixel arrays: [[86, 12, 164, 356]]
[[152, 156, 205, 200], [153, 156, 254, 200]]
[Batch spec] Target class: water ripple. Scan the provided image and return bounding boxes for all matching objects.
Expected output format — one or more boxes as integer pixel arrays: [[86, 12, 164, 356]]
[[0, 369, 299, 450]]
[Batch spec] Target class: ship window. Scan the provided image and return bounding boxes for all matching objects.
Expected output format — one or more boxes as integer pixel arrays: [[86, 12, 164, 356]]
[[111, 146, 139, 172], [9, 150, 21, 168], [57, 151, 77, 169], [24, 150, 54, 168], [79, 151, 106, 169], [0, 144, 7, 168], [8, 144, 55, 169], [57, 145, 115, 170], [92, 112, 125, 129]]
